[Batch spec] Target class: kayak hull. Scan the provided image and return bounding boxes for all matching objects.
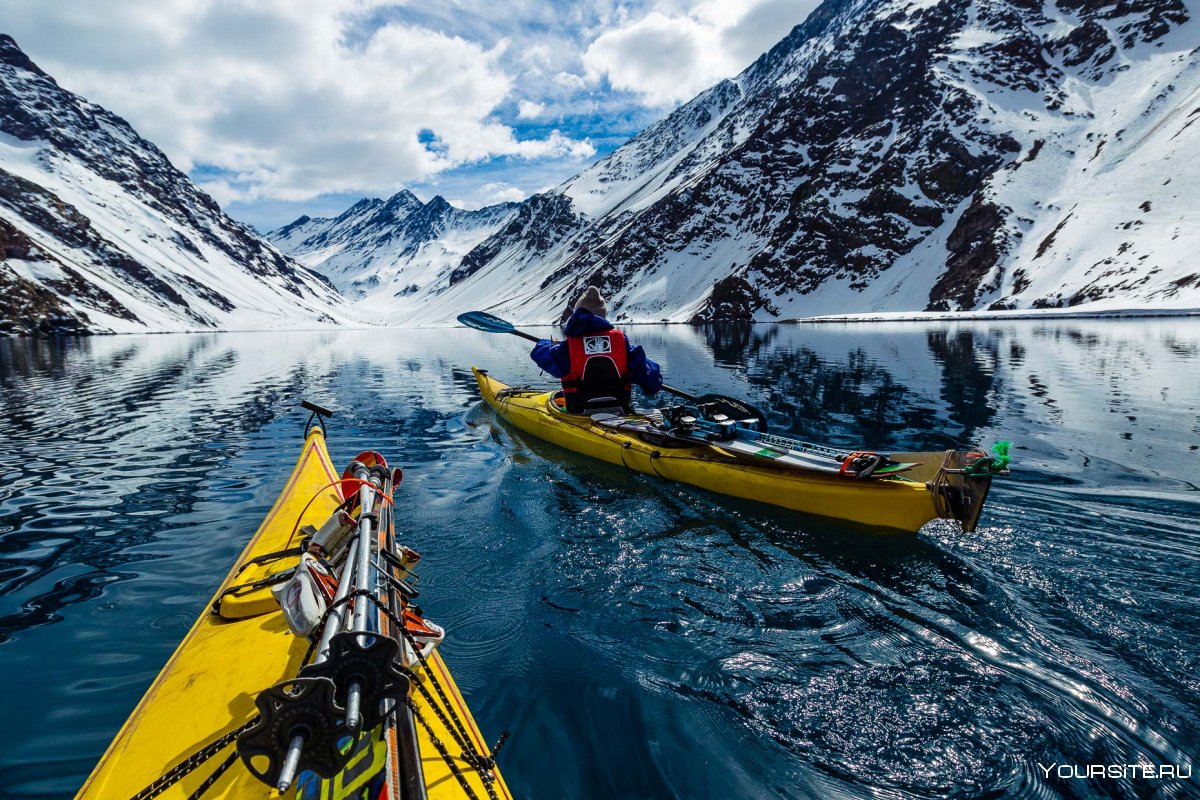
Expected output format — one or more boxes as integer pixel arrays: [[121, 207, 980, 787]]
[[473, 368, 984, 535], [78, 427, 510, 799]]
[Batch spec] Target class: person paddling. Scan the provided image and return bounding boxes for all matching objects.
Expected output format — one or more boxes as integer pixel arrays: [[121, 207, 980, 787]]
[[531, 286, 662, 413]]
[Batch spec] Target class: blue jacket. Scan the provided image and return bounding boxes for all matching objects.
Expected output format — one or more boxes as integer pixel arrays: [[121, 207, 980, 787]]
[[531, 309, 663, 395]]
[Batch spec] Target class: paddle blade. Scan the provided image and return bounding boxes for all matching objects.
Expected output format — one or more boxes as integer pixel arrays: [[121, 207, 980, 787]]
[[457, 311, 516, 334]]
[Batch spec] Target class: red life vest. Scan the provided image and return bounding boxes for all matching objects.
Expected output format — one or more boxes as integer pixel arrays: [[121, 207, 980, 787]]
[[561, 329, 631, 398]]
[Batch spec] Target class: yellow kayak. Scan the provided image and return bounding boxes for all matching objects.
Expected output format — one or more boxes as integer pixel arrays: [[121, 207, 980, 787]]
[[78, 422, 512, 800], [473, 367, 998, 534]]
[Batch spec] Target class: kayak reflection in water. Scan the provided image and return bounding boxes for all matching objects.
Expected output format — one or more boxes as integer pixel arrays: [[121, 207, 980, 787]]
[[530, 286, 663, 413]]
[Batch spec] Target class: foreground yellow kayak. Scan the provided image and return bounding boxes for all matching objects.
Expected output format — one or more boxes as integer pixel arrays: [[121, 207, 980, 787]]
[[474, 367, 1000, 534], [78, 418, 511, 800]]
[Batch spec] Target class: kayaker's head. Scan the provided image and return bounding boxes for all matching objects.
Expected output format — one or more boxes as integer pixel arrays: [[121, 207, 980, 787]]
[[573, 286, 607, 319]]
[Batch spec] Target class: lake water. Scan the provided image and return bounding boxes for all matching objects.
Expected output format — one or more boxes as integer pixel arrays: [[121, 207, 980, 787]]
[[0, 320, 1197, 799]]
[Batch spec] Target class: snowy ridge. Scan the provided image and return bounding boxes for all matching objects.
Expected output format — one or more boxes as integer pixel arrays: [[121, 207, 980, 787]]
[[276, 0, 1197, 326], [0, 35, 354, 335], [267, 192, 517, 324]]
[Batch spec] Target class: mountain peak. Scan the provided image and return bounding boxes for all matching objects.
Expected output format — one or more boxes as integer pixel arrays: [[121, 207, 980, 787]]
[[0, 35, 51, 82], [383, 188, 421, 206]]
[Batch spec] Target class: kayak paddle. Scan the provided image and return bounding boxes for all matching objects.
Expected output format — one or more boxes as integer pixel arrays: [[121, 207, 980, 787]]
[[457, 310, 540, 342], [456, 310, 768, 429]]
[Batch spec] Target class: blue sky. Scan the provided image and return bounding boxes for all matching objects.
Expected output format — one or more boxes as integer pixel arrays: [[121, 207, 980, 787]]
[[0, 0, 818, 231]]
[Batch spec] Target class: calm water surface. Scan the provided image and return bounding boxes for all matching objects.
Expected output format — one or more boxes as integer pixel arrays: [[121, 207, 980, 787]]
[[0, 321, 1197, 799]]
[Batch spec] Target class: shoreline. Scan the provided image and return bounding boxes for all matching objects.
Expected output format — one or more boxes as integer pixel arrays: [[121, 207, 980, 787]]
[[4, 306, 1200, 339], [781, 306, 1200, 324]]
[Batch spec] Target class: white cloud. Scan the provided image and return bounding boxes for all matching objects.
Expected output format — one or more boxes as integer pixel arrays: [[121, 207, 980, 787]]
[[0, 0, 595, 203], [582, 0, 818, 106], [520, 43, 555, 71], [480, 181, 530, 203], [553, 71, 590, 92], [517, 99, 546, 118]]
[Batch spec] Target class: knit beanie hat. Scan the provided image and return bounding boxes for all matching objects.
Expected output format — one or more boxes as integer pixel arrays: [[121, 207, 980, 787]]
[[573, 286, 607, 317]]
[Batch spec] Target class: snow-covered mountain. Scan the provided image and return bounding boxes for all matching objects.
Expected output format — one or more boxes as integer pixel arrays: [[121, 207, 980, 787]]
[[267, 191, 516, 322], [275, 0, 1198, 324], [0, 35, 353, 335]]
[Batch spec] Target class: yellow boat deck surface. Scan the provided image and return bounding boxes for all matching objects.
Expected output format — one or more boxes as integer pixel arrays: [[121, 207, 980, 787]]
[[78, 428, 510, 800], [473, 367, 945, 534]]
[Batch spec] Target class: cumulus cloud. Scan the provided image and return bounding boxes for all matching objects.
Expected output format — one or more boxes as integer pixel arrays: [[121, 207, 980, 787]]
[[553, 71, 589, 92], [509, 130, 596, 160], [479, 181, 531, 204], [582, 0, 819, 106], [517, 99, 546, 119], [0, 0, 595, 203]]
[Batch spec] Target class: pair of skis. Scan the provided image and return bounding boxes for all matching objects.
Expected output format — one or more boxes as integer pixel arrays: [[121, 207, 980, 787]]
[[594, 410, 921, 478]]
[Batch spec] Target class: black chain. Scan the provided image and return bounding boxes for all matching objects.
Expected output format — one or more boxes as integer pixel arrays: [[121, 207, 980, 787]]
[[400, 662, 483, 767], [399, 628, 485, 764], [128, 717, 258, 800], [370, 596, 487, 760], [406, 698, 482, 800], [361, 592, 505, 800], [185, 750, 238, 800]]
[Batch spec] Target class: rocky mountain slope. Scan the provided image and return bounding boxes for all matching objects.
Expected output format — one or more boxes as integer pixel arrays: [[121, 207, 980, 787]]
[[276, 0, 1198, 325], [0, 35, 352, 335], [267, 192, 516, 322]]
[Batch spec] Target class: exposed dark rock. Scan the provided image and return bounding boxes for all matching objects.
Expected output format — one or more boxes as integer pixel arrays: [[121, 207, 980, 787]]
[[0, 265, 92, 335], [1050, 21, 1116, 72], [272, 214, 313, 240], [1035, 213, 1073, 259], [1054, 0, 1189, 49], [928, 195, 1008, 311], [453, 193, 582, 286], [690, 274, 776, 323], [0, 218, 96, 334], [178, 275, 235, 312]]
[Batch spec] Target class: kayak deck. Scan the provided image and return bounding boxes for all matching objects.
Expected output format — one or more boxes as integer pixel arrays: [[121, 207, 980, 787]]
[[473, 367, 993, 534], [78, 428, 510, 799]]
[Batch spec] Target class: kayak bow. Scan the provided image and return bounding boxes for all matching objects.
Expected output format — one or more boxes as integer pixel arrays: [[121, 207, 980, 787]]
[[78, 421, 511, 800], [473, 367, 999, 534]]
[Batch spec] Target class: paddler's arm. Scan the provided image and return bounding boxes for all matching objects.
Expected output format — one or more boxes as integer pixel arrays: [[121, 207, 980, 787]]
[[531, 338, 570, 378], [626, 343, 663, 395]]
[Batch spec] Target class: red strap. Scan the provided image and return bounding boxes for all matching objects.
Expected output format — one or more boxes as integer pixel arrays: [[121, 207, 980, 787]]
[[839, 451, 877, 475]]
